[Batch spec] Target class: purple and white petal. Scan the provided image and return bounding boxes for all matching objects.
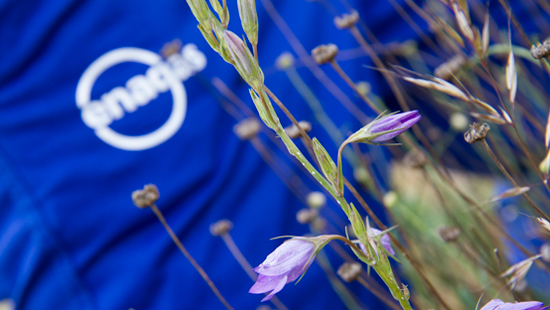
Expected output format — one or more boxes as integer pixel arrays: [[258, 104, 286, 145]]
[[249, 274, 286, 294], [260, 275, 288, 302]]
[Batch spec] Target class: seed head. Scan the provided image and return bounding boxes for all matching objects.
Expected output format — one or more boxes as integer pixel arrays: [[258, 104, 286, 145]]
[[284, 121, 312, 139], [434, 55, 466, 80], [210, 219, 233, 236], [437, 226, 461, 242], [296, 208, 319, 224], [334, 10, 359, 30], [531, 39, 550, 59], [233, 118, 261, 140], [312, 44, 339, 65], [337, 262, 362, 282], [132, 184, 160, 209], [464, 122, 489, 143]]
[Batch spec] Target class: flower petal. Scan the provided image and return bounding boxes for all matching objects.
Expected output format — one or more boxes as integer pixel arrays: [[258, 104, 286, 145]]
[[254, 240, 314, 276], [260, 275, 288, 302], [249, 274, 285, 294], [497, 301, 546, 310], [481, 299, 505, 310]]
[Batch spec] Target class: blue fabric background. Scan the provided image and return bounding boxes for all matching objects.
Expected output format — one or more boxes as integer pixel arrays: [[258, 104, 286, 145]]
[[0, 0, 463, 309]]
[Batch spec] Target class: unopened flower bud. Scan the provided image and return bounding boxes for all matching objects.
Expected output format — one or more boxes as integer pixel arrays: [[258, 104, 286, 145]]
[[296, 208, 319, 224], [337, 262, 362, 282], [404, 149, 427, 169], [437, 226, 461, 242], [234, 118, 261, 140], [334, 10, 359, 30], [132, 184, 160, 209], [306, 192, 326, 209], [434, 55, 466, 80], [383, 191, 398, 208], [464, 122, 490, 144], [186, 0, 211, 26], [275, 52, 295, 70], [312, 44, 339, 65], [347, 111, 422, 144], [210, 219, 233, 236], [541, 243, 550, 262], [284, 121, 312, 139], [223, 31, 262, 85], [531, 39, 550, 59], [449, 113, 469, 131], [238, 0, 259, 45]]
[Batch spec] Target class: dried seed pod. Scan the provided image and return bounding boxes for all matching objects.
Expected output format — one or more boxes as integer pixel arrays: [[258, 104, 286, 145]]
[[210, 219, 233, 236], [132, 184, 160, 209], [233, 118, 261, 140], [434, 55, 467, 80], [296, 208, 319, 224], [334, 10, 359, 30], [530, 39, 550, 59], [284, 121, 312, 139], [337, 262, 362, 282], [464, 122, 490, 143], [404, 149, 428, 169], [437, 226, 461, 242], [160, 39, 183, 59], [312, 44, 339, 65]]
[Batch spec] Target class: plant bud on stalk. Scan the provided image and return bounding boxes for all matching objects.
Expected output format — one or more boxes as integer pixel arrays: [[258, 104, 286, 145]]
[[223, 31, 263, 87], [347, 111, 422, 144], [238, 0, 259, 46], [539, 150, 550, 175], [187, 0, 212, 30]]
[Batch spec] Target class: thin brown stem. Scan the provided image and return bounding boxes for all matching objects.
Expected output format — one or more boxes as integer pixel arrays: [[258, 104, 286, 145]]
[[329, 59, 381, 114], [481, 139, 550, 220], [149, 204, 234, 310]]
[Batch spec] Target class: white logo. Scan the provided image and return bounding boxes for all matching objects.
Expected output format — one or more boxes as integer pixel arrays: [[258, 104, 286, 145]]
[[76, 44, 206, 151]]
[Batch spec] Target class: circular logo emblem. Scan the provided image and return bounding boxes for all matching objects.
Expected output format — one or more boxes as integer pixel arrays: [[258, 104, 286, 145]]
[[76, 47, 186, 151]]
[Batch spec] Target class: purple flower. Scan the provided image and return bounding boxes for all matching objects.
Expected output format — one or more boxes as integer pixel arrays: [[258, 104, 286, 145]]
[[480, 299, 548, 310], [359, 228, 395, 256], [249, 239, 315, 301], [369, 110, 421, 142]]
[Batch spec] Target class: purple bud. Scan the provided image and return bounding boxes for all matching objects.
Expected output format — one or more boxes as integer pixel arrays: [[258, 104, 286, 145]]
[[223, 31, 254, 77], [480, 299, 548, 310], [359, 228, 395, 256], [249, 239, 315, 301], [369, 110, 421, 142]]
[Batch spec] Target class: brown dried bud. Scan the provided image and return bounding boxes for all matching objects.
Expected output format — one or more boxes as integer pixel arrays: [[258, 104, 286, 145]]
[[132, 184, 160, 209], [233, 118, 261, 140], [334, 10, 359, 30], [210, 219, 233, 236], [404, 149, 428, 169], [530, 39, 550, 59], [437, 226, 461, 242], [541, 243, 550, 263], [296, 208, 319, 224], [434, 55, 467, 80], [160, 39, 183, 59], [312, 44, 339, 65], [464, 122, 490, 144], [337, 262, 362, 282], [284, 121, 312, 139]]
